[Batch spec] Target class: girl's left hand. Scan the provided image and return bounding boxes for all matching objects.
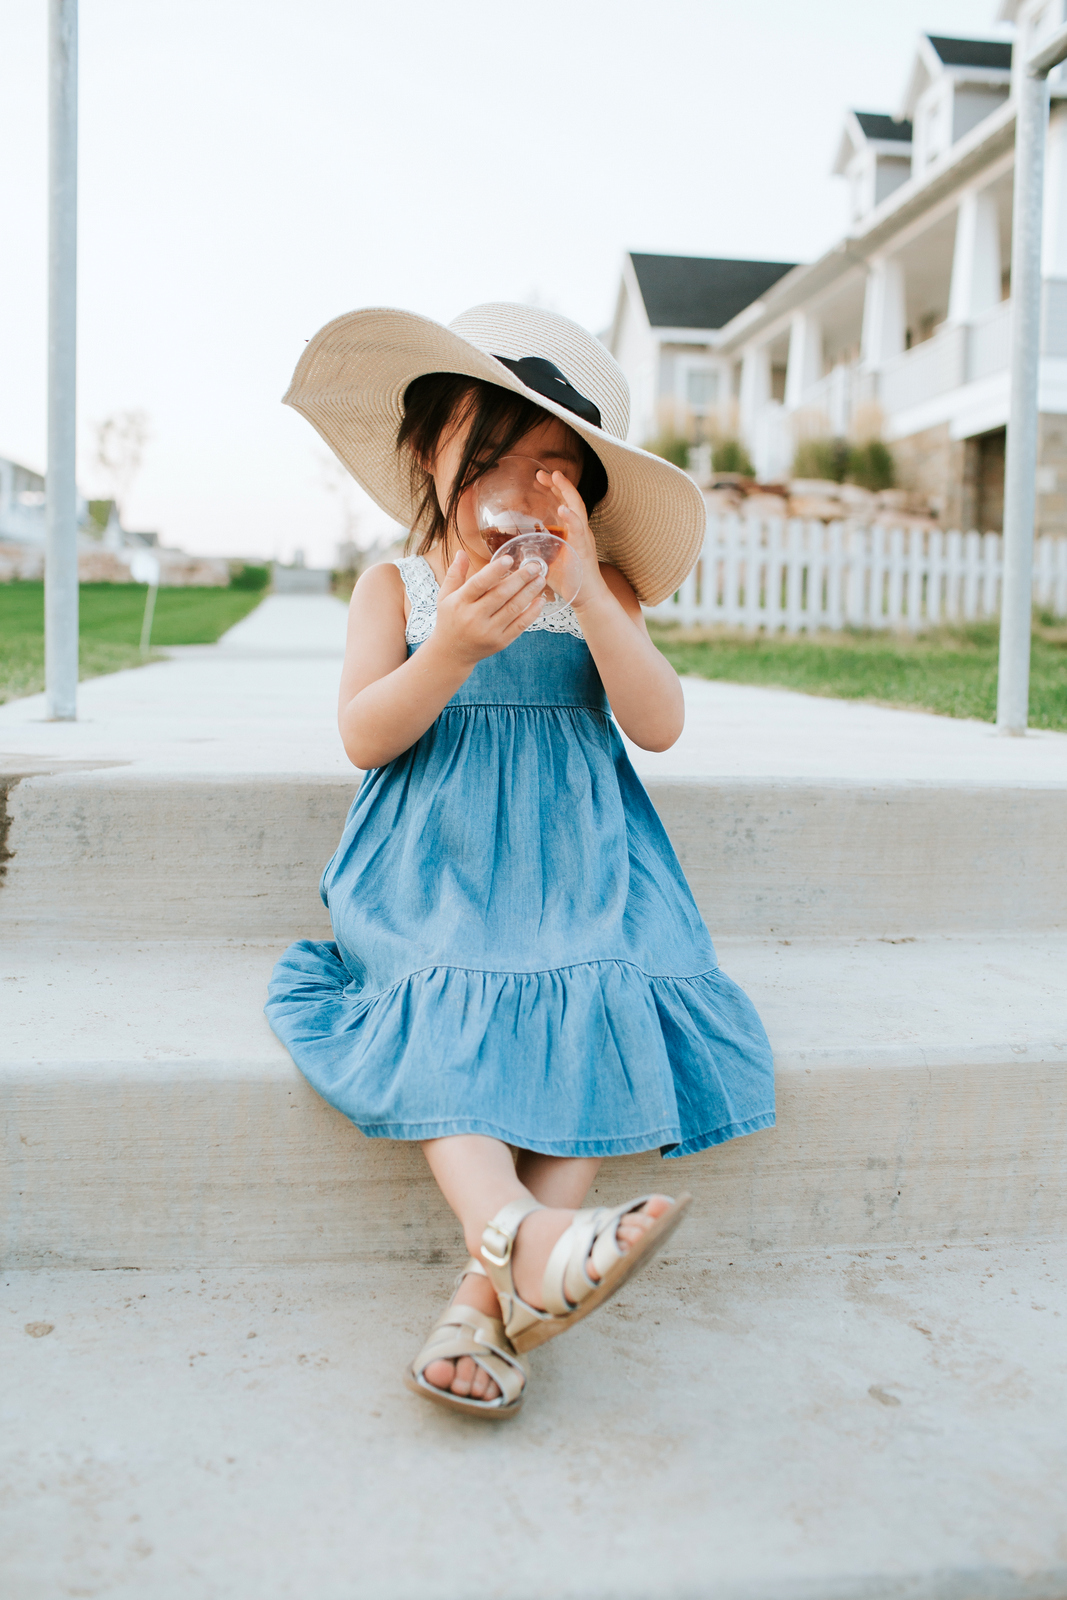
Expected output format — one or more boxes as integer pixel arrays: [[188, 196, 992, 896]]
[[536, 469, 609, 615]]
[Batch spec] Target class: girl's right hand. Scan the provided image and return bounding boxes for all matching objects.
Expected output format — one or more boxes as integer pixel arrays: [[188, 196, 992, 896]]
[[432, 549, 546, 665]]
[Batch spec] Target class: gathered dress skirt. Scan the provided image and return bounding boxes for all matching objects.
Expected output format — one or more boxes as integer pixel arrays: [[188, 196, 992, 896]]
[[266, 558, 775, 1159]]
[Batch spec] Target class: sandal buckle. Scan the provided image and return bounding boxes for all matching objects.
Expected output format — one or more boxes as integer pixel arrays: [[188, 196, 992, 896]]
[[480, 1224, 513, 1267]]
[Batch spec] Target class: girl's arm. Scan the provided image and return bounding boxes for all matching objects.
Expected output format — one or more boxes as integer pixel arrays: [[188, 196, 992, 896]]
[[337, 553, 547, 768], [545, 471, 685, 752]]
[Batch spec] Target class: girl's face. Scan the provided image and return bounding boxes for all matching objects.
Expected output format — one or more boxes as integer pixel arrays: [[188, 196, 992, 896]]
[[430, 410, 585, 565]]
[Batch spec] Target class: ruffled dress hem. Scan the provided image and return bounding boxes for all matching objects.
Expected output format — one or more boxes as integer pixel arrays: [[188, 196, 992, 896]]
[[337, 1109, 776, 1160], [265, 942, 776, 1163]]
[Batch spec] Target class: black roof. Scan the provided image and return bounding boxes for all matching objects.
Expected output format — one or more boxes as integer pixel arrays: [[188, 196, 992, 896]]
[[854, 111, 913, 143], [629, 253, 796, 330], [927, 35, 1012, 70]]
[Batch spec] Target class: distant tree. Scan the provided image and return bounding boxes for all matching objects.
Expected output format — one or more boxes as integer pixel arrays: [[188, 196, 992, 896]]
[[320, 454, 366, 568], [93, 409, 151, 517]]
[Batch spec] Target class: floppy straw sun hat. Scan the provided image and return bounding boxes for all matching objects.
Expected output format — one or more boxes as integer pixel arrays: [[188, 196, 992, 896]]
[[283, 302, 707, 607]]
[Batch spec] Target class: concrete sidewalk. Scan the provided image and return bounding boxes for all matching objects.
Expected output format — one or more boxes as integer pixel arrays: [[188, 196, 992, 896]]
[[1, 593, 1065, 781], [3, 596, 1066, 1600], [4, 1245, 1067, 1600]]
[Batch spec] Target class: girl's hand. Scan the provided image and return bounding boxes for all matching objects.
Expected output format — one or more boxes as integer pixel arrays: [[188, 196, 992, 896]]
[[431, 548, 546, 665], [536, 469, 610, 615]]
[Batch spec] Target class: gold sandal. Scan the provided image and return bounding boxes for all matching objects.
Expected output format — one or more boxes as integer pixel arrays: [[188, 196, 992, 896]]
[[404, 1259, 528, 1419], [479, 1193, 691, 1354]]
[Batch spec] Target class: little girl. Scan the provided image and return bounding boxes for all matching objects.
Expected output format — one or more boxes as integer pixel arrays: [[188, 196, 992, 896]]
[[266, 303, 774, 1417]]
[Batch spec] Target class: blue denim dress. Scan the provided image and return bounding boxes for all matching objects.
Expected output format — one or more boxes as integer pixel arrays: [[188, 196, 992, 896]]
[[265, 556, 774, 1158]]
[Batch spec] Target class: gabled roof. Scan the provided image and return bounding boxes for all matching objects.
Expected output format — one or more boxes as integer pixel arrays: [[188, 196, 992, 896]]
[[629, 252, 796, 331], [854, 112, 913, 143], [833, 111, 913, 177], [901, 34, 1013, 120], [926, 35, 1012, 70]]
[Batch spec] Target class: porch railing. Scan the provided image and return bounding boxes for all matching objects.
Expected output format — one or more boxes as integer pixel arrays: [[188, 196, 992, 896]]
[[645, 514, 1067, 631], [878, 325, 968, 417], [968, 299, 1013, 383]]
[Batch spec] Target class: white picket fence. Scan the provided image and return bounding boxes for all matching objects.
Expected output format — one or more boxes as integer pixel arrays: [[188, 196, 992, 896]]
[[645, 516, 1067, 631]]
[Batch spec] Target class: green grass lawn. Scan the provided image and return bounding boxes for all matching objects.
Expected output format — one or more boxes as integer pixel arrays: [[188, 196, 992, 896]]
[[0, 582, 266, 705], [4, 580, 1065, 729], [649, 614, 1067, 730]]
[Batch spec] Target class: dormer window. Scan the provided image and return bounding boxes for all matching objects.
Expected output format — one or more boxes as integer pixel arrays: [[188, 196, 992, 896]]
[[833, 111, 913, 223], [900, 35, 1012, 172], [922, 93, 948, 167]]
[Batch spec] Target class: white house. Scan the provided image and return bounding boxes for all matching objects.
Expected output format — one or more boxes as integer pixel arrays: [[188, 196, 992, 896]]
[[0, 457, 47, 546], [605, 252, 794, 448], [0, 454, 229, 585], [608, 2, 1067, 539]]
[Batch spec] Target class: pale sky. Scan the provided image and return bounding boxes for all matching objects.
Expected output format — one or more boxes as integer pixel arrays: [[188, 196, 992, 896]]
[[0, 0, 1012, 566]]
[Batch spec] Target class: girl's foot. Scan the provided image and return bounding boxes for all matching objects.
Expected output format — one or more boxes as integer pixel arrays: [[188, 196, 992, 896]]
[[510, 1194, 673, 1307], [422, 1269, 507, 1401], [422, 1197, 672, 1400]]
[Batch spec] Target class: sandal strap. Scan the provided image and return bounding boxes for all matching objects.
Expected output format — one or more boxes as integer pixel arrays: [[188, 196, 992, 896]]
[[479, 1197, 547, 1343], [542, 1208, 604, 1314], [456, 1255, 487, 1287], [413, 1304, 527, 1407], [481, 1197, 544, 1270], [542, 1196, 655, 1315]]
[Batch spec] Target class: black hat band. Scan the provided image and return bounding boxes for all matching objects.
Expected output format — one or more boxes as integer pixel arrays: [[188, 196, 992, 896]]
[[492, 354, 602, 430]]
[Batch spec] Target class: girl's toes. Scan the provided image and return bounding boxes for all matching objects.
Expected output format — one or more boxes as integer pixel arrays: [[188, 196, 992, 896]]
[[423, 1358, 456, 1391], [469, 1365, 501, 1402], [588, 1196, 676, 1280], [450, 1355, 477, 1396], [617, 1196, 674, 1251]]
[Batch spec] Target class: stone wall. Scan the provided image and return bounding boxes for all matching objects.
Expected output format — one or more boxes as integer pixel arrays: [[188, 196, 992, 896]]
[[0, 542, 44, 581], [1037, 412, 1067, 538], [893, 416, 1067, 537], [889, 422, 966, 526]]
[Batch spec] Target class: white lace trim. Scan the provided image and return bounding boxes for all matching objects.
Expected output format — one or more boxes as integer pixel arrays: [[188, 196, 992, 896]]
[[395, 554, 584, 644], [396, 555, 439, 645]]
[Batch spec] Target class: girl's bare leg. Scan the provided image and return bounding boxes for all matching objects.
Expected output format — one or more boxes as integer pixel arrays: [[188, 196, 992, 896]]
[[418, 1134, 671, 1400]]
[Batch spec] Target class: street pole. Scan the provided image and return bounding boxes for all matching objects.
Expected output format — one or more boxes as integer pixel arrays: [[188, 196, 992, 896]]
[[997, 20, 1067, 734], [45, 0, 78, 721]]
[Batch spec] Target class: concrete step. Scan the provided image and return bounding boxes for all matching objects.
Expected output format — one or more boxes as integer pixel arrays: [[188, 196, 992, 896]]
[[3, 1244, 1067, 1600], [3, 767, 1065, 939], [3, 934, 1065, 1268]]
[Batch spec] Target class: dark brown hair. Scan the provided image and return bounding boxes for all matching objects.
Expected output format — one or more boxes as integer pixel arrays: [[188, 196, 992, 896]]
[[397, 372, 608, 558]]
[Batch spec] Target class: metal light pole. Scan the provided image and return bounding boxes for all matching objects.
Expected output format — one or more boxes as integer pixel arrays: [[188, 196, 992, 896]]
[[45, 0, 78, 721], [997, 20, 1067, 734]]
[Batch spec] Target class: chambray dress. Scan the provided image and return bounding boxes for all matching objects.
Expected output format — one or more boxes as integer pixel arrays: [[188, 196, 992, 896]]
[[265, 555, 775, 1158]]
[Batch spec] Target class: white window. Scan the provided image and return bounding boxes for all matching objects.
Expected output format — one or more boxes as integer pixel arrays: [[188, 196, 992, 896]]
[[923, 98, 943, 166], [685, 367, 719, 412]]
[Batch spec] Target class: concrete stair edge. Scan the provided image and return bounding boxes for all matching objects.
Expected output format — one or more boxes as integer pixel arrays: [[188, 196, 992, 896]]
[[4, 771, 1067, 938]]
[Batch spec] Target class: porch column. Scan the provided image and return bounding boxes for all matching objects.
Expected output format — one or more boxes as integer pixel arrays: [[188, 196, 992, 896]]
[[738, 345, 771, 447], [861, 256, 906, 367], [784, 312, 823, 408], [947, 187, 1002, 323], [1042, 102, 1067, 277]]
